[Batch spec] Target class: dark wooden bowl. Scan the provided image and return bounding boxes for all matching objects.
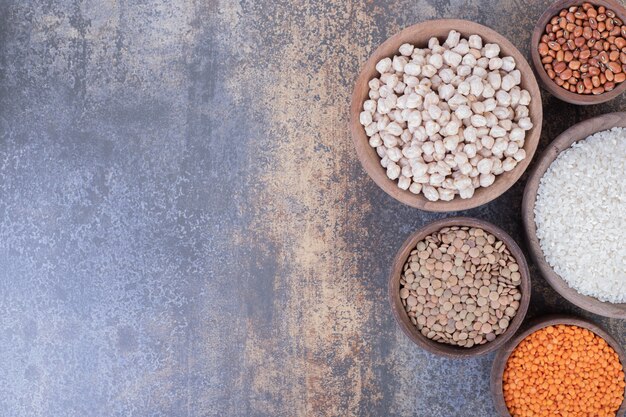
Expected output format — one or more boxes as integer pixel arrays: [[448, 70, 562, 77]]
[[388, 216, 531, 358], [491, 315, 626, 417], [530, 0, 626, 105], [522, 112, 626, 319], [350, 19, 543, 212]]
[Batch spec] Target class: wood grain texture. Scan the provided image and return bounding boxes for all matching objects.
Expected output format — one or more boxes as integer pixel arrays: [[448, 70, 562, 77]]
[[490, 315, 626, 417], [350, 19, 544, 212], [522, 112, 626, 319], [388, 217, 531, 358], [530, 0, 626, 105]]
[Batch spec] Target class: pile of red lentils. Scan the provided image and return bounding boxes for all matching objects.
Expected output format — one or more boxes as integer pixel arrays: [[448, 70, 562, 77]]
[[538, 2, 626, 95], [503, 324, 625, 417]]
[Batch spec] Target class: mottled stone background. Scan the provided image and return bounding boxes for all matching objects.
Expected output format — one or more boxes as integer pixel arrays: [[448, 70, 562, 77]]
[[0, 0, 624, 416]]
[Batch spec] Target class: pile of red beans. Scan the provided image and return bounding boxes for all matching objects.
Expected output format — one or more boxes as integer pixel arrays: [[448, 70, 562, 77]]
[[538, 2, 626, 95]]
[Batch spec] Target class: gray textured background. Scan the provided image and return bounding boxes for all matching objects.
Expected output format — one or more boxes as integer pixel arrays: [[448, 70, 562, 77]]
[[0, 0, 624, 416]]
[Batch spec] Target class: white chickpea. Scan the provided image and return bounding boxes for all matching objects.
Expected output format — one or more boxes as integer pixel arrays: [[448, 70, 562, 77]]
[[468, 35, 483, 49], [443, 50, 462, 67], [501, 74, 515, 91], [470, 114, 487, 127], [469, 78, 484, 97], [413, 172, 430, 183], [387, 162, 401, 180], [489, 125, 506, 138], [376, 57, 392, 74], [505, 141, 519, 157], [433, 140, 445, 156], [481, 135, 495, 149], [379, 85, 392, 98], [452, 42, 469, 55], [402, 145, 421, 159], [439, 188, 456, 201], [429, 53, 444, 69], [515, 105, 529, 120], [444, 30, 461, 48], [459, 186, 475, 199], [455, 105, 472, 120], [453, 174, 472, 190], [518, 117, 533, 131], [397, 175, 411, 190], [501, 56, 516, 72], [502, 157, 517, 172], [482, 43, 500, 58], [429, 173, 445, 186], [463, 126, 478, 142], [464, 143, 477, 158], [363, 99, 377, 113], [408, 182, 422, 194], [457, 81, 471, 96], [462, 54, 477, 67], [488, 57, 503, 71], [469, 48, 481, 59], [476, 158, 494, 175], [443, 135, 460, 151], [411, 160, 428, 176], [487, 72, 501, 90], [519, 89, 531, 106], [386, 121, 403, 136], [382, 133, 398, 148], [404, 63, 421, 76], [387, 147, 403, 162], [509, 87, 521, 107], [471, 101, 485, 115], [438, 84, 455, 101], [476, 126, 489, 137], [513, 148, 526, 162], [479, 173, 495, 188], [482, 83, 495, 98], [360, 111, 373, 126], [473, 66, 488, 79], [422, 185, 440, 201], [495, 90, 511, 107], [365, 122, 378, 136], [421, 64, 437, 78], [368, 78, 381, 91], [399, 43, 414, 56]]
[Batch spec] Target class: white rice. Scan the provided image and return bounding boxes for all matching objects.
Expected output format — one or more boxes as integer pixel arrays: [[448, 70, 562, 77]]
[[534, 127, 626, 303]]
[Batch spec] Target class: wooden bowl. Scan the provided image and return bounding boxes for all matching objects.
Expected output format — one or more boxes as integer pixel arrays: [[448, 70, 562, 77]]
[[388, 216, 531, 358], [530, 0, 626, 105], [522, 112, 626, 319], [491, 315, 626, 417], [350, 19, 543, 212]]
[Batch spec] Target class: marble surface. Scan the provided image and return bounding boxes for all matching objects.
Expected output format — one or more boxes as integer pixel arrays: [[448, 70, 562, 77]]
[[0, 0, 624, 416]]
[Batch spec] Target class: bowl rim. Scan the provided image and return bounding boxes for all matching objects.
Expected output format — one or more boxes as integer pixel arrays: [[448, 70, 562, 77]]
[[350, 18, 543, 212], [388, 216, 531, 358], [530, 0, 626, 105], [521, 111, 626, 319], [490, 314, 626, 417]]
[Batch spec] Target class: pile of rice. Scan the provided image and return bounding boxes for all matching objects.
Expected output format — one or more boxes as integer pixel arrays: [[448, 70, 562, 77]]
[[534, 127, 626, 303]]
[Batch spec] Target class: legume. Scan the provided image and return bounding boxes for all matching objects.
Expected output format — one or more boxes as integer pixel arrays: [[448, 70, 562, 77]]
[[400, 226, 522, 347], [503, 325, 625, 417], [538, 3, 626, 95]]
